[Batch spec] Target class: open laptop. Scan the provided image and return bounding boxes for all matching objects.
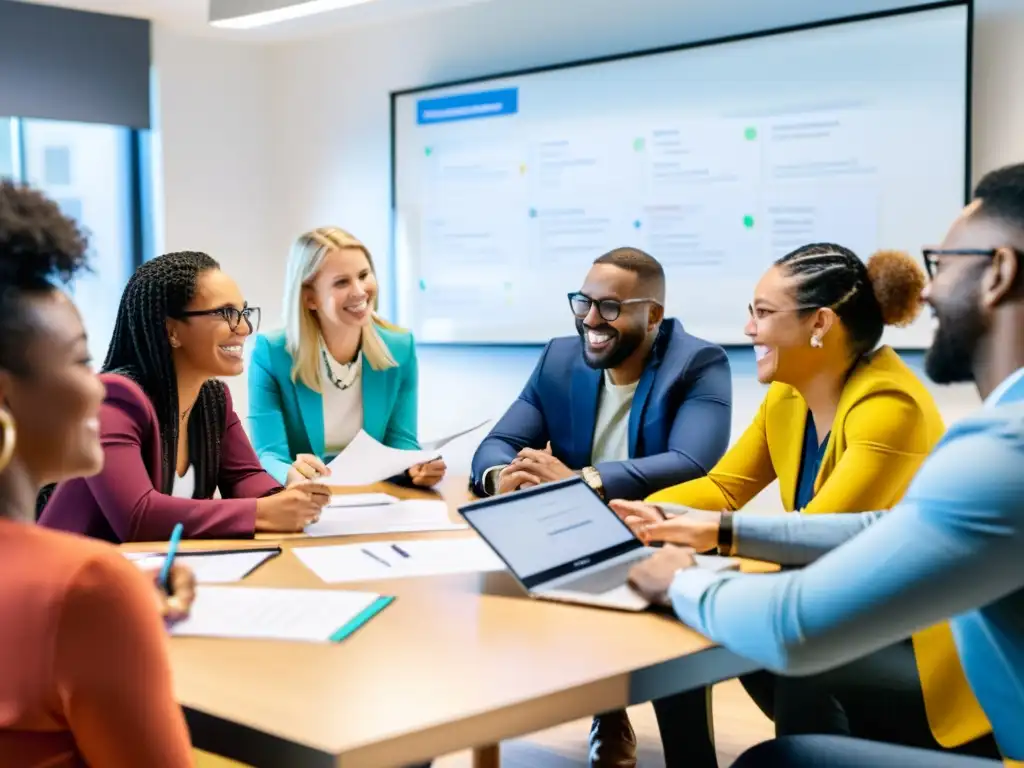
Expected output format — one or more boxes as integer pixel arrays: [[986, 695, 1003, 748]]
[[460, 476, 737, 612]]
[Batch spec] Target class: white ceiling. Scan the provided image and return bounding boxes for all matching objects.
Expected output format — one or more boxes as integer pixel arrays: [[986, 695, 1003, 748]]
[[11, 0, 498, 40]]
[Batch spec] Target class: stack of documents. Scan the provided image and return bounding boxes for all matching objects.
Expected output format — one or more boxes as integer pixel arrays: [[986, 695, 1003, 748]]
[[168, 586, 393, 643], [125, 548, 280, 583], [293, 538, 505, 583], [305, 499, 466, 538]]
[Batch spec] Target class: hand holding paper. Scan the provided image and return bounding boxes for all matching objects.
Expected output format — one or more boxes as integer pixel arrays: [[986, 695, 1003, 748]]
[[408, 458, 447, 487], [325, 430, 439, 486]]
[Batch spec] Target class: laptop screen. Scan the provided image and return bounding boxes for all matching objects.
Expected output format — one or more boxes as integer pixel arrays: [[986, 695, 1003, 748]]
[[460, 477, 642, 588]]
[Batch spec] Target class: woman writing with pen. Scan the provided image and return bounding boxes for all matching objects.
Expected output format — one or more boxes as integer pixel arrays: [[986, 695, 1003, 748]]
[[0, 180, 196, 766], [38, 250, 332, 543]]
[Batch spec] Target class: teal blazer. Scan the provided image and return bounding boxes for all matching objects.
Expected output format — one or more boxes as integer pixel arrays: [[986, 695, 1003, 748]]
[[247, 327, 420, 484]]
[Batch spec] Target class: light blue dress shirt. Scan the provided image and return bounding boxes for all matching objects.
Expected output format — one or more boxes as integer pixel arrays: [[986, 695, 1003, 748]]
[[668, 369, 1024, 760]]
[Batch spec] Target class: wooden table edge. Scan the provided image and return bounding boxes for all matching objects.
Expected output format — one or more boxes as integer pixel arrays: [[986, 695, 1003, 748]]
[[183, 644, 759, 767]]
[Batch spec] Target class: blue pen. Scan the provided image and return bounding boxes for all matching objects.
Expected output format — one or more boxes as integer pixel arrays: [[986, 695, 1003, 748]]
[[158, 523, 184, 592]]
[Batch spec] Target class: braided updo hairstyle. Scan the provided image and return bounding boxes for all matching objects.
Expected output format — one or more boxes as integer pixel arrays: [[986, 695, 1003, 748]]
[[776, 243, 926, 358], [102, 251, 227, 498]]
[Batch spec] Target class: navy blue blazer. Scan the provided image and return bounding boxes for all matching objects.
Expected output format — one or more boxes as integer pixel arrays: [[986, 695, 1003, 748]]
[[470, 319, 733, 500]]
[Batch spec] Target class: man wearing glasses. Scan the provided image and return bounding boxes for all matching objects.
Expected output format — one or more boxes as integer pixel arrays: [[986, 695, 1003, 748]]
[[471, 247, 732, 506]]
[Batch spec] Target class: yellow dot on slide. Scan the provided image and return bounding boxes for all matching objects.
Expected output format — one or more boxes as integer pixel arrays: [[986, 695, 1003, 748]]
[[519, 164, 527, 174]]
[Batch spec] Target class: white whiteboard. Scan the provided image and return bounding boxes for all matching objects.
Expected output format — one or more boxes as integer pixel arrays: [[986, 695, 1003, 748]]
[[392, 5, 968, 348]]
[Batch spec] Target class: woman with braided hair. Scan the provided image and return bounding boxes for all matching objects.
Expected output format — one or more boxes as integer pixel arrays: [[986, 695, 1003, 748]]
[[605, 244, 999, 767], [0, 180, 194, 765], [38, 251, 331, 543]]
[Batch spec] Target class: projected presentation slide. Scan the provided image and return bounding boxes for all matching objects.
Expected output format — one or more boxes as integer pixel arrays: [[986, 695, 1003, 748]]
[[392, 5, 968, 347]]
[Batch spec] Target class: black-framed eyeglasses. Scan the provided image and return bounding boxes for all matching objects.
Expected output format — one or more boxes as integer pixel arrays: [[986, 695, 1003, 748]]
[[175, 304, 261, 333], [568, 292, 661, 322], [920, 247, 1024, 279]]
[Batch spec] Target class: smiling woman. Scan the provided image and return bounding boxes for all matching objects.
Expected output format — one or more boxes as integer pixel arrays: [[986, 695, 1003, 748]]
[[247, 226, 445, 489], [614, 244, 999, 764], [37, 251, 332, 543]]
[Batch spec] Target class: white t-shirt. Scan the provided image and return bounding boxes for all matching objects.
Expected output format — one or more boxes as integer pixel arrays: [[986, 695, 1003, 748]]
[[172, 464, 195, 499]]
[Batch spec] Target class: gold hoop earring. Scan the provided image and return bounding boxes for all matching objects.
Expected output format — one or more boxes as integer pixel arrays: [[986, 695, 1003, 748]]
[[0, 408, 17, 474]]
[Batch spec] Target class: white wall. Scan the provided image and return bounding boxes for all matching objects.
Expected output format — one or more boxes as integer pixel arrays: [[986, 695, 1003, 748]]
[[972, 0, 1024, 174], [150, 0, 1022, 447], [151, 25, 280, 417]]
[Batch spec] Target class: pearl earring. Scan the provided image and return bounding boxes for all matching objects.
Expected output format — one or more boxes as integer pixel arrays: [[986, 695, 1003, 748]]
[[810, 335, 823, 349]]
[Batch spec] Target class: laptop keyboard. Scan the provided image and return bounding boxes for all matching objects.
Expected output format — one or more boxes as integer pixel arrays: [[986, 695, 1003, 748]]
[[558, 560, 638, 595]]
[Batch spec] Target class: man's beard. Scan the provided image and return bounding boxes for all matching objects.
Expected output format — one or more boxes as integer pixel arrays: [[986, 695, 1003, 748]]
[[576, 319, 643, 370], [925, 304, 985, 385]]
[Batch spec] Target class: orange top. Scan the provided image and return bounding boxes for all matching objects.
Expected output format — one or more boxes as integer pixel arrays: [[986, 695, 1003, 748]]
[[0, 518, 193, 767]]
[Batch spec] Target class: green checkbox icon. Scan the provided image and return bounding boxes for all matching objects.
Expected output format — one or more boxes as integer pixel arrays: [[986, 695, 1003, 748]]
[[743, 215, 755, 228], [744, 127, 757, 140]]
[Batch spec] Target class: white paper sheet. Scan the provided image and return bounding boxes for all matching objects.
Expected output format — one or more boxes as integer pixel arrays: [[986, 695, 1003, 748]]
[[327, 493, 398, 509], [325, 430, 439, 486], [304, 499, 467, 538], [127, 549, 279, 583], [293, 538, 505, 583], [168, 586, 388, 642], [692, 554, 741, 572], [419, 419, 491, 451]]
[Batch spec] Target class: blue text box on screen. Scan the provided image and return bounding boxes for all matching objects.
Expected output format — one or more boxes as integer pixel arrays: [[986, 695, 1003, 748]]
[[417, 88, 519, 125]]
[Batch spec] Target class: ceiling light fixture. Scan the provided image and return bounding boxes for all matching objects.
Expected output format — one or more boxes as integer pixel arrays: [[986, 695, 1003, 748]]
[[210, 0, 377, 29]]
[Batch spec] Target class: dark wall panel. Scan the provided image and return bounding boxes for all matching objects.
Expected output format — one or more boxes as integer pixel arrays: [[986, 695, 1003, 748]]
[[0, 0, 150, 129]]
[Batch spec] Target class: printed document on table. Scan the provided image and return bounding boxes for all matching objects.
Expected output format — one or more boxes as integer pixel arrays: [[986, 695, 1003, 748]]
[[419, 419, 491, 451], [324, 430, 439, 485], [126, 549, 280, 583], [327, 493, 399, 509], [293, 538, 505, 583], [305, 499, 467, 538], [168, 586, 392, 642]]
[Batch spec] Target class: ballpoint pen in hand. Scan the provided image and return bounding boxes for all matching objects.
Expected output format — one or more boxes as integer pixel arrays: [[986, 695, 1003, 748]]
[[158, 523, 184, 593]]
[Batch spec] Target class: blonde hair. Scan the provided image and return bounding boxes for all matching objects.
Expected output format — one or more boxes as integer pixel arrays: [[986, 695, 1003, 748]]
[[282, 226, 400, 392]]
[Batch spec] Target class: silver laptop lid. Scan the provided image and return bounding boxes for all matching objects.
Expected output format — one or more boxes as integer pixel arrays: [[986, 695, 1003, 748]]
[[460, 476, 644, 589]]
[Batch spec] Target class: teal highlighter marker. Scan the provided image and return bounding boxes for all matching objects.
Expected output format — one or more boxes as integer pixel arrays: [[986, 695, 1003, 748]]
[[159, 523, 184, 592]]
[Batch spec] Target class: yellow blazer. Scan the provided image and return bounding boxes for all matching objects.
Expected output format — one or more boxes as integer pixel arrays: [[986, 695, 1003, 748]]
[[648, 346, 991, 747]]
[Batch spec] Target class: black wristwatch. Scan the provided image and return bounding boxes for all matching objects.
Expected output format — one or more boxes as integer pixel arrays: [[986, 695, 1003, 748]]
[[717, 511, 735, 556]]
